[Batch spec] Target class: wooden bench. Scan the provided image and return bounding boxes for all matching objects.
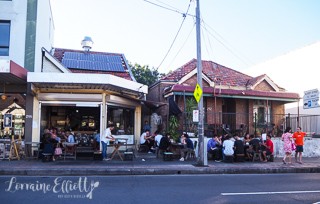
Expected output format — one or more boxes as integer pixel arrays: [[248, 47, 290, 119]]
[[124, 152, 134, 161], [163, 152, 173, 161], [42, 153, 53, 162]]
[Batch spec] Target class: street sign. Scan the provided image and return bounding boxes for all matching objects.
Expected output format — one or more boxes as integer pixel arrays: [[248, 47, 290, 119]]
[[303, 89, 319, 109], [193, 83, 203, 103], [193, 110, 199, 122]]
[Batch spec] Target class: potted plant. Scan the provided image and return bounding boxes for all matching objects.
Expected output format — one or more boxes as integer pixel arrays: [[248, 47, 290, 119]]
[[185, 97, 198, 137], [168, 115, 179, 142]]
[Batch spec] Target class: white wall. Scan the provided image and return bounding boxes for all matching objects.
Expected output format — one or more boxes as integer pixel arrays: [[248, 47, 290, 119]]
[[34, 0, 54, 72], [273, 137, 320, 158], [0, 0, 54, 71], [0, 0, 27, 67]]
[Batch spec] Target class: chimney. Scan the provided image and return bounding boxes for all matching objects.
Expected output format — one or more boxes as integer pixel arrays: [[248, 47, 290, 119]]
[[81, 36, 93, 52]]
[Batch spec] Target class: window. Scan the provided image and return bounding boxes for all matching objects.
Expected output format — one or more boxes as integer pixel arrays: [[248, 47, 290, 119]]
[[0, 21, 10, 56], [107, 106, 134, 135], [253, 100, 271, 125]]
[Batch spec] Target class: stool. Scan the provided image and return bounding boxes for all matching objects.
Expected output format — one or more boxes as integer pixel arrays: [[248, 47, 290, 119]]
[[124, 152, 134, 161], [235, 154, 245, 162], [252, 151, 261, 162], [163, 152, 173, 161], [224, 155, 234, 163], [267, 154, 274, 162], [93, 151, 103, 161], [42, 153, 52, 162], [138, 145, 149, 153]]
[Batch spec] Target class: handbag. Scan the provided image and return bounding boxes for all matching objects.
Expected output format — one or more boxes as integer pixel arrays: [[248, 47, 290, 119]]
[[291, 142, 296, 151], [54, 143, 62, 155]]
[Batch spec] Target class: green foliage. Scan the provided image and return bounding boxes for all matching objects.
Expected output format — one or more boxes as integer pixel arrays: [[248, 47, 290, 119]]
[[168, 115, 179, 142], [129, 63, 165, 86], [185, 97, 198, 136]]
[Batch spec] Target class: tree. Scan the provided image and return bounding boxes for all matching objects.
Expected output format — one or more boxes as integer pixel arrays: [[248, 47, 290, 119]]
[[129, 63, 165, 86]]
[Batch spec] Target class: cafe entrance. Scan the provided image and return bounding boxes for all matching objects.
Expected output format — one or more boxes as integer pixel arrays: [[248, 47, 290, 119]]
[[39, 98, 137, 148]]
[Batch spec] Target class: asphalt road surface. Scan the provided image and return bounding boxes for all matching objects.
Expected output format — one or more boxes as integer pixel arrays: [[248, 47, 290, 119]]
[[1, 174, 320, 204]]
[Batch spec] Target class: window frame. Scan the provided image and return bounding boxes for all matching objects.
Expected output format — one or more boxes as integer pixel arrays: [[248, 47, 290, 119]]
[[0, 20, 11, 56]]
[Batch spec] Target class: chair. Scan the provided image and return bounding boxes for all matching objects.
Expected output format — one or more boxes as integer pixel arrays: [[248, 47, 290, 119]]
[[42, 143, 54, 162], [252, 145, 261, 162], [138, 144, 149, 153], [186, 141, 197, 160], [62, 142, 77, 160], [235, 154, 245, 162]]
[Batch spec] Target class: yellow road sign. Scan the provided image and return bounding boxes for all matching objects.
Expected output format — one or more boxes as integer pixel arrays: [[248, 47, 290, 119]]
[[193, 83, 202, 103]]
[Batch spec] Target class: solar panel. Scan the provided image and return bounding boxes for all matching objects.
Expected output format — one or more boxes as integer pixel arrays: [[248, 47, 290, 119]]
[[61, 51, 125, 72]]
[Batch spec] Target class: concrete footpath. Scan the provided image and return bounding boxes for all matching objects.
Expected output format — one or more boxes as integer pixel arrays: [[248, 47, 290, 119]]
[[1, 155, 320, 176]]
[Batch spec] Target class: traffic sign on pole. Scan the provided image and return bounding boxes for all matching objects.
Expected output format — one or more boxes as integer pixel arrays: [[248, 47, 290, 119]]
[[303, 89, 319, 109], [193, 83, 203, 103]]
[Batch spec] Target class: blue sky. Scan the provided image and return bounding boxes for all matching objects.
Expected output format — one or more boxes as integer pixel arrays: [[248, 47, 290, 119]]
[[50, 0, 320, 74]]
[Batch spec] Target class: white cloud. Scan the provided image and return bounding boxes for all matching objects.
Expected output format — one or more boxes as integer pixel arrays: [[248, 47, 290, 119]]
[[243, 41, 320, 114]]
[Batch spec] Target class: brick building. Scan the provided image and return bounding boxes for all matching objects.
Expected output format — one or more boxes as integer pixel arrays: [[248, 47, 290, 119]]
[[148, 59, 300, 136]]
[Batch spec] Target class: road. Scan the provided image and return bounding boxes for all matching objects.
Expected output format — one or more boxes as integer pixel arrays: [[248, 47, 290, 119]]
[[1, 174, 320, 204]]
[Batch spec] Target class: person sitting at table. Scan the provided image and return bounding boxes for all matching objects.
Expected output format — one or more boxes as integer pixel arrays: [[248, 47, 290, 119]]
[[222, 135, 234, 161], [207, 134, 221, 161], [233, 134, 245, 161], [154, 130, 163, 147], [261, 134, 274, 162], [66, 131, 75, 143], [159, 133, 171, 152], [243, 134, 251, 159], [140, 130, 154, 153], [42, 132, 58, 161], [65, 131, 76, 154], [248, 134, 263, 161], [40, 129, 52, 149], [179, 133, 194, 161]]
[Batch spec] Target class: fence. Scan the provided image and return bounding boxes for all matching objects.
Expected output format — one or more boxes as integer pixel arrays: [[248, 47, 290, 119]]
[[181, 112, 320, 137]]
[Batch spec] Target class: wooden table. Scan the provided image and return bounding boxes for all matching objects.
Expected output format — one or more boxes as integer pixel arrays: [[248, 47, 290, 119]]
[[170, 143, 185, 157], [109, 138, 128, 161]]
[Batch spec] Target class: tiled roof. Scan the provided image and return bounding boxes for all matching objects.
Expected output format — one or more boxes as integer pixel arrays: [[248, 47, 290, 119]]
[[53, 48, 133, 80], [162, 59, 252, 87], [169, 84, 300, 100]]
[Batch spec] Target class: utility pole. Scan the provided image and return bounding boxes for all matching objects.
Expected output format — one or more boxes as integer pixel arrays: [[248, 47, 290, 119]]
[[196, 0, 207, 166]]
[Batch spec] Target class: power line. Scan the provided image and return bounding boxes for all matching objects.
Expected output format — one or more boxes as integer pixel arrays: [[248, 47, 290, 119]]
[[201, 20, 255, 66], [156, 1, 193, 70], [167, 22, 196, 69], [142, 0, 195, 17], [200, 22, 252, 67]]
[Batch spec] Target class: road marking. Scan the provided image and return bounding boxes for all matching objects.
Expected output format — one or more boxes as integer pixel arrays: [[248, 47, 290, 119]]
[[222, 190, 320, 196]]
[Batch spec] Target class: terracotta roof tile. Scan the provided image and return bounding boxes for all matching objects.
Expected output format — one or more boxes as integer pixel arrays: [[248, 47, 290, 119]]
[[162, 59, 252, 87]]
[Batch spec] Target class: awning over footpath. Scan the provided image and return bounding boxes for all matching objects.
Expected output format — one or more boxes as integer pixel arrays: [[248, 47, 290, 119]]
[[0, 60, 28, 93], [27, 72, 148, 97]]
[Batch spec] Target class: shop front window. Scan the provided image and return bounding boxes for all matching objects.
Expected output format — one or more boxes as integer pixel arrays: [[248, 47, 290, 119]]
[[107, 106, 134, 135]]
